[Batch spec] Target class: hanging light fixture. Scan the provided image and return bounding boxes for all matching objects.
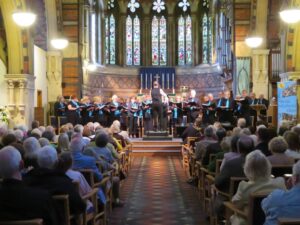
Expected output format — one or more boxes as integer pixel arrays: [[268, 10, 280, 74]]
[[245, 36, 263, 48], [12, 11, 36, 27], [51, 38, 69, 50], [279, 8, 300, 24]]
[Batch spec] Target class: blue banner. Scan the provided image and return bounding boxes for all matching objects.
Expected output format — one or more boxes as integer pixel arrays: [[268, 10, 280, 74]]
[[277, 81, 298, 127], [139, 67, 176, 90]]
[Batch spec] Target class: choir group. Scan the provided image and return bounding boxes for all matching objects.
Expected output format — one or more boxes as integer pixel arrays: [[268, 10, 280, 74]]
[[53, 89, 269, 137]]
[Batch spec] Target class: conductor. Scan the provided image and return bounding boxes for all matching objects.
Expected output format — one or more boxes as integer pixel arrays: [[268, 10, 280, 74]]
[[151, 81, 168, 131]]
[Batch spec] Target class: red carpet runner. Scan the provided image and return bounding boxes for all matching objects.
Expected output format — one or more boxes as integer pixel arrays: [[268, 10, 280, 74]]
[[109, 156, 208, 225]]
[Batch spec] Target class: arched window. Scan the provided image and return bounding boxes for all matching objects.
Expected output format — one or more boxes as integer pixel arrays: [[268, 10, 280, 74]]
[[105, 0, 117, 65], [177, 0, 192, 65], [126, 0, 141, 66], [152, 0, 167, 66], [201, 0, 212, 64]]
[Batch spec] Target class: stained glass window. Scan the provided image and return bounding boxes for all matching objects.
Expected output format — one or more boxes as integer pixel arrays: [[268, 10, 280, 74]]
[[152, 15, 167, 66], [126, 15, 140, 66], [177, 15, 192, 65], [177, 0, 192, 66], [201, 0, 212, 64], [105, 14, 116, 64]]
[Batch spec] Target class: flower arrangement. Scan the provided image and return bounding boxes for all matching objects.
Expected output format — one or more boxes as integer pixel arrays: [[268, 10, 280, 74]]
[[0, 106, 9, 124]]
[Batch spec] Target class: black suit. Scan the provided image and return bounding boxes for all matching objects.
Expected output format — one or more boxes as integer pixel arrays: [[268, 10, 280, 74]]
[[24, 168, 86, 216], [181, 124, 201, 144], [0, 179, 58, 225]]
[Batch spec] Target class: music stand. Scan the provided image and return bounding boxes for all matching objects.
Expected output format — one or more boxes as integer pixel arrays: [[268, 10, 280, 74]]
[[250, 104, 267, 117]]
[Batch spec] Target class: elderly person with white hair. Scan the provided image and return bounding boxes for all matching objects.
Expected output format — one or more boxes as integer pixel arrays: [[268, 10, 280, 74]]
[[0, 146, 58, 224], [230, 150, 286, 225], [57, 132, 70, 153], [262, 161, 300, 225], [24, 145, 86, 215], [267, 137, 294, 166], [23, 137, 41, 169]]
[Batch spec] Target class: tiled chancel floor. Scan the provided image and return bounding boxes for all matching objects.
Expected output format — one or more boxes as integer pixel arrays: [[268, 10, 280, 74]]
[[109, 156, 208, 225]]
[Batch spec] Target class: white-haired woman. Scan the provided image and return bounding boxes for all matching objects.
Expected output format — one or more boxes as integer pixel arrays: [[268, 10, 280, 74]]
[[57, 133, 70, 153], [230, 150, 286, 225]]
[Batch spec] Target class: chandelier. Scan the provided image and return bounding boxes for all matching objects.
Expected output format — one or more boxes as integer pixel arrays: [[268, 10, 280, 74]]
[[12, 11, 36, 27]]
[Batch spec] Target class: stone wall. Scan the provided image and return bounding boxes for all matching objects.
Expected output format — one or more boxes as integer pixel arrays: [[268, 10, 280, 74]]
[[82, 64, 225, 101]]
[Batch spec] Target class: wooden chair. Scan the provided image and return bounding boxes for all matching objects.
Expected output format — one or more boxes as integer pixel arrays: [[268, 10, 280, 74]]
[[224, 192, 269, 225], [278, 218, 300, 225], [181, 137, 197, 170], [272, 165, 293, 177], [77, 169, 113, 215], [81, 188, 103, 225], [0, 219, 43, 225], [52, 194, 78, 225]]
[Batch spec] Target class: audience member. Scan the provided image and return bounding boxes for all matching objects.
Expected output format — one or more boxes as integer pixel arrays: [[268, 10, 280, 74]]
[[230, 150, 286, 225], [256, 127, 271, 156], [267, 137, 294, 166], [24, 145, 86, 215], [262, 160, 300, 225], [0, 146, 58, 224], [57, 133, 70, 153], [284, 131, 300, 159], [194, 125, 217, 160], [181, 117, 202, 144], [202, 128, 226, 166]]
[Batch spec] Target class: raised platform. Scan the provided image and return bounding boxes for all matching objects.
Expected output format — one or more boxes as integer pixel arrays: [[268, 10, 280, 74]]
[[131, 138, 182, 156], [143, 131, 173, 141]]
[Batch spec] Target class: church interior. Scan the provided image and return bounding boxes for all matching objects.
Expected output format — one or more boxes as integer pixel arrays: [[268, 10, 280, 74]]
[[0, 0, 300, 225]]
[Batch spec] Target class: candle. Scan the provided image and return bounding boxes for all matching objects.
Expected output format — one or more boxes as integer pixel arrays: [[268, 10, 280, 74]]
[[172, 73, 175, 89], [145, 73, 148, 89], [167, 73, 170, 89], [141, 73, 143, 89], [162, 73, 164, 89]]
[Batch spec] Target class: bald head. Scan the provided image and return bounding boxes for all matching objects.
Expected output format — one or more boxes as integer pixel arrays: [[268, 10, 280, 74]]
[[0, 146, 22, 179]]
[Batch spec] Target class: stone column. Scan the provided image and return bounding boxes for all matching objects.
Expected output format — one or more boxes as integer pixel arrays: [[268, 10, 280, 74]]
[[142, 15, 152, 66], [191, 12, 199, 65], [118, 12, 127, 66], [252, 49, 270, 98], [4, 74, 35, 127], [167, 14, 176, 66], [46, 51, 63, 102]]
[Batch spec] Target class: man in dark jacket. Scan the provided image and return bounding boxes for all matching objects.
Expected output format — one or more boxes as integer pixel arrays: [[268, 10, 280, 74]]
[[0, 146, 58, 225]]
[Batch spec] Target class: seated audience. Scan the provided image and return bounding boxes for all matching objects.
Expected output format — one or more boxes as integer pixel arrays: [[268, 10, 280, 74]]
[[230, 150, 286, 225], [262, 160, 300, 225], [194, 125, 217, 160], [24, 145, 86, 215], [181, 117, 202, 144], [23, 137, 41, 169], [57, 133, 70, 153], [202, 128, 226, 166], [215, 136, 254, 193], [284, 131, 300, 159], [39, 137, 50, 147], [255, 127, 271, 156], [0, 146, 58, 224], [220, 135, 240, 171], [110, 122, 126, 148], [267, 137, 294, 166], [56, 152, 105, 208]]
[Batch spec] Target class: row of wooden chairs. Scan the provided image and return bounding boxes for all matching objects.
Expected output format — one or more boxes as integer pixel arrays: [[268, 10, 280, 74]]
[[181, 138, 300, 225]]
